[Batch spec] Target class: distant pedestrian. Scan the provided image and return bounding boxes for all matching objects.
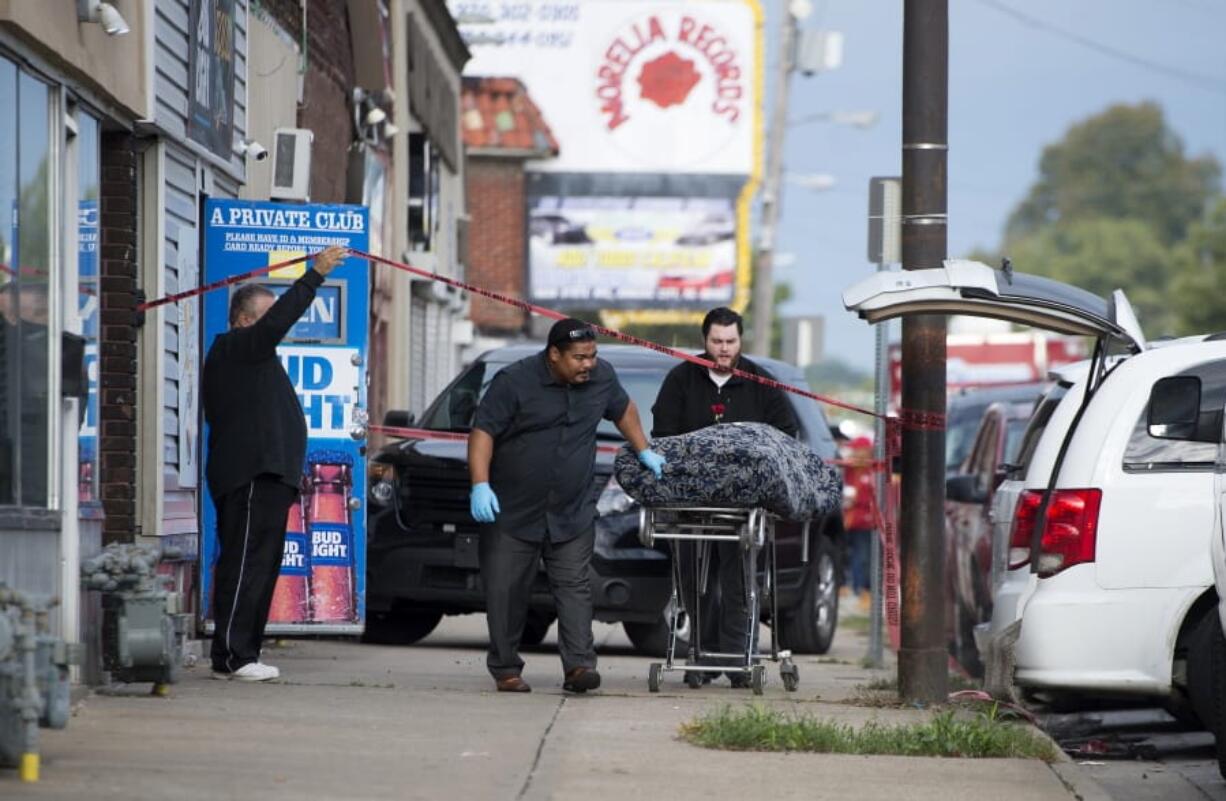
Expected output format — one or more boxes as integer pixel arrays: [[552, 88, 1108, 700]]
[[469, 318, 665, 693], [204, 245, 346, 681], [841, 435, 876, 609]]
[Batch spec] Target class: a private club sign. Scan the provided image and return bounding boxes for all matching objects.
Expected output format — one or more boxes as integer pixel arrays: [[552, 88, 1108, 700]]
[[596, 14, 745, 131]]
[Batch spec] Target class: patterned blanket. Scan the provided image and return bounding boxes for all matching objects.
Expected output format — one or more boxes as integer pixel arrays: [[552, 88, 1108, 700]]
[[614, 422, 842, 520]]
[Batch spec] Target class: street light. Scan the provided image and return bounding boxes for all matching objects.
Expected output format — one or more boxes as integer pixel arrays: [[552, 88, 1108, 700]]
[[784, 172, 837, 191], [789, 109, 880, 129]]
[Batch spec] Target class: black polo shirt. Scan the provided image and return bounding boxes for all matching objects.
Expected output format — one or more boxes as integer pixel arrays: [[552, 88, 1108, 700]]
[[473, 352, 630, 543]]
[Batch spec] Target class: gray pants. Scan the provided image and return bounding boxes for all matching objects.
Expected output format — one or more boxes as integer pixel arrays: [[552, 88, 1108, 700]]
[[480, 525, 597, 679], [678, 540, 751, 666]]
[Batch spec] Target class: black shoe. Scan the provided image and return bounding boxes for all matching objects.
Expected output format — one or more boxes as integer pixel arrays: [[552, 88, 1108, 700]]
[[563, 667, 601, 693], [729, 673, 751, 689]]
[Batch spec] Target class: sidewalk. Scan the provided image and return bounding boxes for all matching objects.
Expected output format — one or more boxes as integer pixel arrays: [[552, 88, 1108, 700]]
[[3, 605, 1108, 800]]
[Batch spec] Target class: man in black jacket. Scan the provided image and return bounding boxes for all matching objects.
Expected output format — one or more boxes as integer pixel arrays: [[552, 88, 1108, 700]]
[[651, 306, 798, 685], [204, 245, 345, 681]]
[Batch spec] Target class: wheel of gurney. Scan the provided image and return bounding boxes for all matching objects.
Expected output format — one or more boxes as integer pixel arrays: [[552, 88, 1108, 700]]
[[780, 661, 799, 692], [648, 663, 662, 693], [751, 665, 766, 696], [684, 670, 705, 689]]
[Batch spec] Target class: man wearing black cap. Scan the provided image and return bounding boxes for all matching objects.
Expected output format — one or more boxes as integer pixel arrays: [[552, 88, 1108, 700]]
[[468, 318, 665, 693]]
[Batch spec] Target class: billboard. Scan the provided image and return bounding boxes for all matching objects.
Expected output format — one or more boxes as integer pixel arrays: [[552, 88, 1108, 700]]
[[452, 0, 759, 176], [529, 194, 735, 307], [201, 199, 370, 635]]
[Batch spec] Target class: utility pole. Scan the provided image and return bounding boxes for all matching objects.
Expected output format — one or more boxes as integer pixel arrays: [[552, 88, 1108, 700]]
[[749, 0, 799, 357], [898, 0, 948, 704]]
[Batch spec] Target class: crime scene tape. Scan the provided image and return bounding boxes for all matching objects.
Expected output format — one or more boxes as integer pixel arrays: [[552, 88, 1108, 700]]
[[136, 245, 945, 433], [136, 252, 315, 312]]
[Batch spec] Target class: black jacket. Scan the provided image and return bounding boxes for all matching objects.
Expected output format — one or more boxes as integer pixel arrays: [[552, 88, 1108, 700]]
[[651, 355, 798, 439], [203, 270, 324, 498]]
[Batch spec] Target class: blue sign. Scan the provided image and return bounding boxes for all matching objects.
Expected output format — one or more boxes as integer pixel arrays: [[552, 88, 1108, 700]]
[[244, 282, 346, 342], [201, 199, 370, 634]]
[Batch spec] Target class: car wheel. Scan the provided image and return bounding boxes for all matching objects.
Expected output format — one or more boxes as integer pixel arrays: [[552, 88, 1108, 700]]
[[1186, 611, 1221, 730], [362, 609, 443, 645], [623, 597, 691, 658], [521, 610, 556, 647], [1186, 609, 1226, 764], [780, 535, 839, 654], [1210, 614, 1226, 780]]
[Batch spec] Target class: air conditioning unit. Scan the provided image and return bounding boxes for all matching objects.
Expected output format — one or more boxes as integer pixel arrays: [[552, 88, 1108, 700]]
[[270, 128, 313, 201]]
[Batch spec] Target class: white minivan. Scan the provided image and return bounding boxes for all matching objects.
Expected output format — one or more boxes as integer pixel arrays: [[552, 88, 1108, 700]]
[[845, 261, 1222, 732]]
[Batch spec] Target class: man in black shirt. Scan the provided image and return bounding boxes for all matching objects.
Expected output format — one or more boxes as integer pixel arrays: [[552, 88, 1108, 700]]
[[469, 318, 665, 693], [204, 245, 345, 681], [651, 307, 798, 685]]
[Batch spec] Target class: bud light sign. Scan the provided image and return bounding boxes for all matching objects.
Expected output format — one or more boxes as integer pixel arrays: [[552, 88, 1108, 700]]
[[201, 199, 369, 635]]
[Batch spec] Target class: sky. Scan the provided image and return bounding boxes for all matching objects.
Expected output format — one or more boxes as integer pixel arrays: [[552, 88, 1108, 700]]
[[769, 0, 1226, 370]]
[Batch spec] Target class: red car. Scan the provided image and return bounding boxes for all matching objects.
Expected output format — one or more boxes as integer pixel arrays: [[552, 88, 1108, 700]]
[[944, 388, 1042, 676]]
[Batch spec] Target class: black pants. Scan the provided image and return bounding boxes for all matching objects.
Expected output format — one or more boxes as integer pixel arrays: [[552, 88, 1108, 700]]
[[480, 526, 596, 679], [678, 540, 751, 665], [210, 475, 296, 673]]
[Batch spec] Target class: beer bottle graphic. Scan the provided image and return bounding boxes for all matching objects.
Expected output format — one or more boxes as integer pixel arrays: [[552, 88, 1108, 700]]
[[269, 483, 311, 623], [308, 450, 355, 622]]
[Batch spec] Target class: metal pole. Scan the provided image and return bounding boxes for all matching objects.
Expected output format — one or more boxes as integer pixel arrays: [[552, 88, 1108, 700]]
[[750, 2, 798, 357], [898, 0, 948, 705], [868, 310, 887, 667]]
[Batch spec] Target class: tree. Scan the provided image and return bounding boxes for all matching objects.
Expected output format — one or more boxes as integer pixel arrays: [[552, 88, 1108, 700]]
[[1007, 217, 1177, 337], [1005, 102, 1220, 247], [1171, 198, 1226, 335]]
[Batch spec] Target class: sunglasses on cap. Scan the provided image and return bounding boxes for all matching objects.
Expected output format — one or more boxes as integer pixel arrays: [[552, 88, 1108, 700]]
[[567, 327, 596, 341]]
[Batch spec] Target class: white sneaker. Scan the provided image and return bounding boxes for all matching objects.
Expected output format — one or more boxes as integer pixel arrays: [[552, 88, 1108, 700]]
[[213, 662, 280, 682]]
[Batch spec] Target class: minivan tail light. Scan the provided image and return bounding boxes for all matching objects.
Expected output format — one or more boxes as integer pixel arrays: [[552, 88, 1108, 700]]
[[1008, 490, 1041, 570], [1008, 488, 1102, 577]]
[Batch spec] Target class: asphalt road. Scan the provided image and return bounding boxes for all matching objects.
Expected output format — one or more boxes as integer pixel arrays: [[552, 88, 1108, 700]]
[[1039, 707, 1226, 801]]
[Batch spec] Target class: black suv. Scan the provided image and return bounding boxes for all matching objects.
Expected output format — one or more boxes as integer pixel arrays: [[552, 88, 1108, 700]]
[[365, 344, 844, 656]]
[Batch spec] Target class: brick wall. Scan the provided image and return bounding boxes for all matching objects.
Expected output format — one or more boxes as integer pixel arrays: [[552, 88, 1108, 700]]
[[263, 0, 355, 204], [98, 131, 139, 546], [466, 157, 528, 334]]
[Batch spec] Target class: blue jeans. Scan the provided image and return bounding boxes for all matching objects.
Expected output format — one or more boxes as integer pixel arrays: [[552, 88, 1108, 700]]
[[846, 529, 872, 594]]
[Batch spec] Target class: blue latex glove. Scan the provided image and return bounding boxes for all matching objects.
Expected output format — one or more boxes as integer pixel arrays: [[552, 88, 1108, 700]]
[[638, 448, 666, 480], [470, 482, 500, 523]]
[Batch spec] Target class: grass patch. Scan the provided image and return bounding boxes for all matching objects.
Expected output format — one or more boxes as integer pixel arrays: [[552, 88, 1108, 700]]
[[680, 704, 1057, 761], [839, 615, 871, 634]]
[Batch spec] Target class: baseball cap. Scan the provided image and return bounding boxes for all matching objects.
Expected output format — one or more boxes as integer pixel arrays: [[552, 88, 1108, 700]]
[[547, 318, 596, 349]]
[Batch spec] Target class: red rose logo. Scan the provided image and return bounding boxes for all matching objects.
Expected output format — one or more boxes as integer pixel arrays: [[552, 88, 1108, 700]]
[[711, 403, 726, 423], [637, 51, 701, 109]]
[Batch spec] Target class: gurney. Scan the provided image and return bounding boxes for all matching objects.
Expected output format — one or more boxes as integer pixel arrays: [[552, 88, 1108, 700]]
[[638, 505, 801, 695]]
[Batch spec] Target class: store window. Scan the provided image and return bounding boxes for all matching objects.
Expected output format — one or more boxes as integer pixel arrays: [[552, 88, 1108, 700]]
[[0, 58, 52, 507], [77, 111, 100, 507]]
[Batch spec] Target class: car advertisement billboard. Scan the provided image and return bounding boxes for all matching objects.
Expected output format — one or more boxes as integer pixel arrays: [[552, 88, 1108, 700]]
[[201, 199, 370, 635], [529, 193, 736, 307]]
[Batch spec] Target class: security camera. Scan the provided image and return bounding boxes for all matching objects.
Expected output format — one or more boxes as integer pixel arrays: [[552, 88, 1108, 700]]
[[234, 138, 268, 162], [77, 0, 130, 36]]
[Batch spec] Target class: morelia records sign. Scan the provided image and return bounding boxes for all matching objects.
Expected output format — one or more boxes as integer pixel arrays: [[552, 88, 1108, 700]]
[[452, 0, 759, 175]]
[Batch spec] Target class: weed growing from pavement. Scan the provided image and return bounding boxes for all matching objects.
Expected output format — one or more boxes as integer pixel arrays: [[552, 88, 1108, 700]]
[[679, 704, 1058, 761], [839, 615, 871, 634]]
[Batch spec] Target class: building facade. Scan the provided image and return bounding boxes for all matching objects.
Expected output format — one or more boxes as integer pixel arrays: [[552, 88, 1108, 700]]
[[1, 0, 472, 680]]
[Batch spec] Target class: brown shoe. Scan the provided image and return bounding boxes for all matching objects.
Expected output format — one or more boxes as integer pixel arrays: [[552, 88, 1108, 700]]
[[495, 675, 531, 693], [563, 667, 601, 693]]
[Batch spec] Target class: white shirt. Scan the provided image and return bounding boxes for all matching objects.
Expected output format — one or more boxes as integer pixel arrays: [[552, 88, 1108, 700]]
[[708, 368, 733, 389]]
